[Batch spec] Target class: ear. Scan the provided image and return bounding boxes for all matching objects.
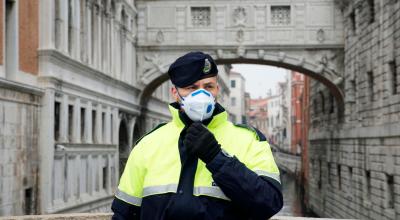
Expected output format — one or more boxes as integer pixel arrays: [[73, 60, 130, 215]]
[[171, 86, 180, 102]]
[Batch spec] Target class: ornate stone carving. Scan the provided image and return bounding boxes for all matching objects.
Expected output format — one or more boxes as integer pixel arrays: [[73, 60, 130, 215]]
[[317, 29, 325, 43], [233, 6, 247, 27], [236, 29, 244, 42], [143, 53, 165, 73], [156, 30, 164, 43]]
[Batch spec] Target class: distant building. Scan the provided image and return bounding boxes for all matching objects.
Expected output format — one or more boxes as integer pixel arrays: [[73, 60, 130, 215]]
[[291, 71, 305, 155], [228, 70, 247, 124], [217, 65, 231, 114], [266, 94, 280, 145], [248, 98, 268, 136]]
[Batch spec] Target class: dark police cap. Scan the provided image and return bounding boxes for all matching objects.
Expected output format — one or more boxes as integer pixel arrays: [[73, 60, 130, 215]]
[[168, 51, 218, 88]]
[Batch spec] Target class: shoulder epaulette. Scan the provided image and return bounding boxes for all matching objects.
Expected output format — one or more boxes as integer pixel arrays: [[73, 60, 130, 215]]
[[134, 122, 168, 145], [233, 123, 267, 141]]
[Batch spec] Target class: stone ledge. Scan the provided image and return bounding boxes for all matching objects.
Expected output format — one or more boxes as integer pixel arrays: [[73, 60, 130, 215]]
[[0, 214, 355, 220]]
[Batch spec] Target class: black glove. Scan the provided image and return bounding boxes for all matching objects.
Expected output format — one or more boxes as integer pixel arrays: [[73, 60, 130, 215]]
[[183, 122, 221, 164]]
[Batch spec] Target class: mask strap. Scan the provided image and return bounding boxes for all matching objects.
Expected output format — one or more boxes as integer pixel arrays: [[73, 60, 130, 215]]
[[175, 86, 185, 105]]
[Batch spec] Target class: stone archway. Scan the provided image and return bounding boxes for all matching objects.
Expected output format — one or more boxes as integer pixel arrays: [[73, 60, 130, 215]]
[[137, 49, 345, 122]]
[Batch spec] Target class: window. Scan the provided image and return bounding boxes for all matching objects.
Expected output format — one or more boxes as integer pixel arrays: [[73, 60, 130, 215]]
[[367, 71, 374, 102], [271, 6, 291, 25], [92, 110, 96, 142], [367, 0, 375, 24], [81, 107, 85, 140], [231, 97, 236, 106], [386, 174, 394, 209], [231, 80, 236, 88], [191, 7, 211, 27], [54, 102, 61, 141], [68, 105, 74, 142], [338, 164, 342, 190], [103, 166, 108, 190], [389, 60, 398, 95], [24, 188, 33, 214], [102, 112, 106, 140], [364, 170, 371, 200], [329, 94, 334, 114], [350, 10, 356, 35]]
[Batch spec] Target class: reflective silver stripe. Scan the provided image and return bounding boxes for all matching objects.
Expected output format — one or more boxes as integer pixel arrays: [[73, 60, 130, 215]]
[[142, 184, 178, 197], [193, 186, 231, 201], [115, 189, 142, 206], [254, 170, 281, 184]]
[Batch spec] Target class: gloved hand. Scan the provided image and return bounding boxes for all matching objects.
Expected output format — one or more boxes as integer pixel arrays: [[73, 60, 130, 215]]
[[183, 122, 221, 164]]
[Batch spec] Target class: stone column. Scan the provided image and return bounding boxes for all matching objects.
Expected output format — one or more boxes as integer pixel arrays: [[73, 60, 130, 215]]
[[105, 106, 112, 144], [39, 0, 56, 50], [94, 104, 103, 144], [59, 0, 69, 53], [86, 1, 92, 65], [96, 4, 102, 70], [72, 0, 81, 60], [112, 108, 119, 145], [84, 101, 93, 144], [59, 94, 69, 143], [72, 98, 81, 143], [38, 89, 55, 213]]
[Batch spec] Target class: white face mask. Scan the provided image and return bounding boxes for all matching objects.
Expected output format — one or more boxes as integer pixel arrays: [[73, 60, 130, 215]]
[[178, 88, 216, 122]]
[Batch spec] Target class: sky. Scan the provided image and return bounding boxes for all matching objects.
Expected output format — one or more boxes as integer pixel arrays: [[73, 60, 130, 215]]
[[231, 64, 288, 99]]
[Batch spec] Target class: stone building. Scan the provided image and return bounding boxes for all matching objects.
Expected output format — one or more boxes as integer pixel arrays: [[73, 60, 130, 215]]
[[229, 70, 247, 124], [307, 0, 400, 219], [247, 97, 268, 136], [291, 71, 305, 155], [0, 0, 173, 216]]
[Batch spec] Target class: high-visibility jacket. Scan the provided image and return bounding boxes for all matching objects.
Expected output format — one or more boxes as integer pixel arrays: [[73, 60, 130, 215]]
[[111, 103, 283, 220]]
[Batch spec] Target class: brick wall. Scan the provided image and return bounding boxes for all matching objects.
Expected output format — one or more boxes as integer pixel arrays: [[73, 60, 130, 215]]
[[307, 1, 400, 219]]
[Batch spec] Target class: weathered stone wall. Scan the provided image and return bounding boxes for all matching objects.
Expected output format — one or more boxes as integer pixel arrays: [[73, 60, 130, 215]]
[[307, 0, 400, 219], [0, 79, 42, 216]]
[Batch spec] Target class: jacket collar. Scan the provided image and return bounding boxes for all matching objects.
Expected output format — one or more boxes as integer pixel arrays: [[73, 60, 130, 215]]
[[169, 102, 228, 129]]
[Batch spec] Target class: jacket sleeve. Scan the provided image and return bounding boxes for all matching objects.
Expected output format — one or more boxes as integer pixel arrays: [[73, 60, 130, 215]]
[[111, 142, 145, 219], [206, 137, 283, 220]]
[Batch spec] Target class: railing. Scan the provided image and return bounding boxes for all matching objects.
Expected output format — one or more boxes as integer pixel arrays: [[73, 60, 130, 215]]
[[0, 214, 355, 220]]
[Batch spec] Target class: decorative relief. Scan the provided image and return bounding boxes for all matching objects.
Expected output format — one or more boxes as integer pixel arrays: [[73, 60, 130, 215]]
[[191, 7, 211, 27], [317, 29, 325, 43], [271, 6, 291, 25], [236, 29, 244, 43], [156, 30, 164, 43], [233, 6, 247, 27], [143, 54, 164, 73]]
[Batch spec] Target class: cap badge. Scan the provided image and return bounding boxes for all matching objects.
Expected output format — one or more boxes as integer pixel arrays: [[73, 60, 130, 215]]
[[203, 58, 211, 74]]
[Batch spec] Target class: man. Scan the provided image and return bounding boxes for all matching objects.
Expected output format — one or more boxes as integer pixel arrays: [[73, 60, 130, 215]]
[[111, 52, 283, 220]]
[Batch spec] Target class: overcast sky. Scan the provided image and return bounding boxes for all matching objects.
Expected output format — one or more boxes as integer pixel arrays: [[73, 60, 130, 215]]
[[231, 64, 289, 99]]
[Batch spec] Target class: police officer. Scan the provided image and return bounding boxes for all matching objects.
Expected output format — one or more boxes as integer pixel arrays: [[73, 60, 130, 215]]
[[111, 52, 283, 220]]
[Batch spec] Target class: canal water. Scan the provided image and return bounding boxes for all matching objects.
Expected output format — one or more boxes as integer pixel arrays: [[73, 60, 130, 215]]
[[276, 172, 313, 217]]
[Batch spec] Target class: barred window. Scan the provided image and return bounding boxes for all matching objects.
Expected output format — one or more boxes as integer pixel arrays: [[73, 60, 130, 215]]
[[191, 7, 211, 27], [271, 6, 291, 25]]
